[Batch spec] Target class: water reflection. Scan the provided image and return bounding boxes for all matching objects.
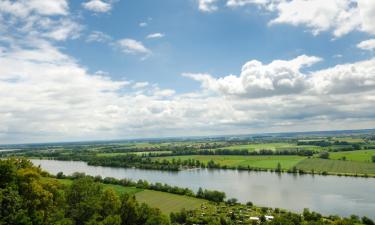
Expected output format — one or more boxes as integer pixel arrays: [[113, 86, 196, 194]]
[[32, 159, 375, 219]]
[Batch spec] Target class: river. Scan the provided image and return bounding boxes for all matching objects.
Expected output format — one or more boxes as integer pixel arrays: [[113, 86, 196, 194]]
[[31, 159, 375, 219]]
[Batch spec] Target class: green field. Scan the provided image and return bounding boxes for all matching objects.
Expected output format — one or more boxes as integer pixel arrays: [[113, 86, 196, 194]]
[[329, 150, 375, 162], [156, 155, 306, 169], [97, 151, 172, 157], [42, 177, 205, 214], [218, 143, 323, 152], [135, 190, 207, 214], [296, 158, 375, 175]]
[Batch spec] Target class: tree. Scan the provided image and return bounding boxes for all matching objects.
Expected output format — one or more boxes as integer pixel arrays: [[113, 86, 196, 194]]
[[276, 162, 282, 172], [319, 152, 330, 159], [372, 155, 375, 163], [120, 194, 139, 225], [66, 178, 103, 225], [362, 217, 375, 225], [0, 187, 31, 225], [100, 188, 121, 218]]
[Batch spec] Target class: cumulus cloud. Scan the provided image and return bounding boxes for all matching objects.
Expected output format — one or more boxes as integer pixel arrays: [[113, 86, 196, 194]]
[[184, 55, 322, 98], [310, 59, 375, 94], [0, 0, 69, 17], [146, 33, 165, 39], [1, 0, 375, 143], [117, 39, 151, 56], [82, 0, 112, 13], [198, 0, 219, 12], [201, 0, 375, 37], [186, 55, 375, 99], [0, 0, 82, 42], [139, 22, 148, 27], [357, 39, 375, 51]]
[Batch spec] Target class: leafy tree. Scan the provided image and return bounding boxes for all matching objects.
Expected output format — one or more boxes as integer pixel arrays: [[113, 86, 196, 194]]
[[362, 216, 375, 225], [319, 152, 330, 159], [100, 188, 121, 218], [66, 177, 102, 225]]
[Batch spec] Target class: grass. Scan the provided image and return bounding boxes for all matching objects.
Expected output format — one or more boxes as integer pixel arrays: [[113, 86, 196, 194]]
[[155, 155, 306, 170], [40, 177, 204, 214], [296, 158, 375, 175], [329, 150, 375, 162], [96, 151, 172, 157], [135, 190, 207, 214], [217, 143, 324, 152]]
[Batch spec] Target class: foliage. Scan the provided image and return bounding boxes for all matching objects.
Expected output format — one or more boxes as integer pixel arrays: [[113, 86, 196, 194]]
[[0, 158, 169, 225]]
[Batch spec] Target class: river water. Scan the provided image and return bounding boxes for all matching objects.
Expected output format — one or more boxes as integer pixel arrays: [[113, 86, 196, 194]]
[[32, 159, 375, 219]]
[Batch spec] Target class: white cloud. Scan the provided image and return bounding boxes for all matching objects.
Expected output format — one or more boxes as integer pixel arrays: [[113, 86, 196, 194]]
[[184, 55, 322, 98], [146, 33, 165, 39], [1, 38, 375, 143], [117, 38, 151, 55], [87, 31, 112, 43], [82, 0, 112, 13], [199, 0, 219, 12], [0, 0, 82, 42], [269, 0, 361, 37], [186, 55, 375, 98], [202, 0, 375, 37], [310, 58, 375, 94], [43, 19, 82, 41], [227, 0, 270, 7], [0, 0, 69, 17], [357, 39, 375, 51], [139, 22, 148, 27], [1, 0, 375, 143], [133, 82, 149, 89]]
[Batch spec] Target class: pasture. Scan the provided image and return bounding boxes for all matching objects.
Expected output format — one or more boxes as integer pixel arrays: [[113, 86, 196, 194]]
[[218, 143, 323, 152], [135, 190, 207, 214], [96, 151, 172, 157], [329, 150, 375, 162], [155, 155, 306, 170], [296, 158, 375, 175]]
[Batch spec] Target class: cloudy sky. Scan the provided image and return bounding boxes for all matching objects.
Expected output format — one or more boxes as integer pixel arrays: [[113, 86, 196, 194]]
[[0, 0, 375, 144]]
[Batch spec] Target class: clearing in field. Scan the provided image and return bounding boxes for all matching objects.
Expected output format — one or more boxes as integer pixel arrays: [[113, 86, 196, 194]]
[[296, 158, 375, 175], [156, 155, 306, 170], [135, 190, 207, 214]]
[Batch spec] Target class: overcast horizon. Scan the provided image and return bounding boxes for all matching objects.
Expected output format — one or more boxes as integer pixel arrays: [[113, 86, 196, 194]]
[[1, 0, 375, 144]]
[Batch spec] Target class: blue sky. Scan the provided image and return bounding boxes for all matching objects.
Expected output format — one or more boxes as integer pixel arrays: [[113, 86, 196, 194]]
[[64, 0, 372, 92], [0, 0, 375, 143]]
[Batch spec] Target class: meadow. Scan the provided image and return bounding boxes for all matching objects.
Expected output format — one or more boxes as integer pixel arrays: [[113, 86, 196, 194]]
[[155, 155, 306, 170], [296, 158, 375, 175], [329, 150, 375, 162], [135, 190, 207, 214]]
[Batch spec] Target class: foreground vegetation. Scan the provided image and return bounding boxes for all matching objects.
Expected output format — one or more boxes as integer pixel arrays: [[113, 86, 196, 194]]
[[1, 158, 375, 225]]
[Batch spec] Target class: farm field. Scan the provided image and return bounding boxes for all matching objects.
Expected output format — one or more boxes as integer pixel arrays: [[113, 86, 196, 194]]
[[135, 190, 207, 214], [329, 150, 375, 162], [296, 158, 375, 175], [218, 143, 323, 152], [96, 151, 172, 157], [155, 155, 306, 169]]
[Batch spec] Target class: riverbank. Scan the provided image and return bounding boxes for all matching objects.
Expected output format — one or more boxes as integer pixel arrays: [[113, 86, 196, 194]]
[[31, 159, 375, 219]]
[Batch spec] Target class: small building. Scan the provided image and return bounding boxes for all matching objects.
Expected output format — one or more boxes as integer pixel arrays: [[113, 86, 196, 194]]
[[265, 215, 274, 221]]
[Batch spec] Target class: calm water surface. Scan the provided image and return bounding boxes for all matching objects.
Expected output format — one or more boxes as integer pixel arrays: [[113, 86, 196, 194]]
[[32, 159, 375, 219]]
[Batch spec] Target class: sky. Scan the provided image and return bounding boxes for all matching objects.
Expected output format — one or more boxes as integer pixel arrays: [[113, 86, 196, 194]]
[[0, 0, 375, 144]]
